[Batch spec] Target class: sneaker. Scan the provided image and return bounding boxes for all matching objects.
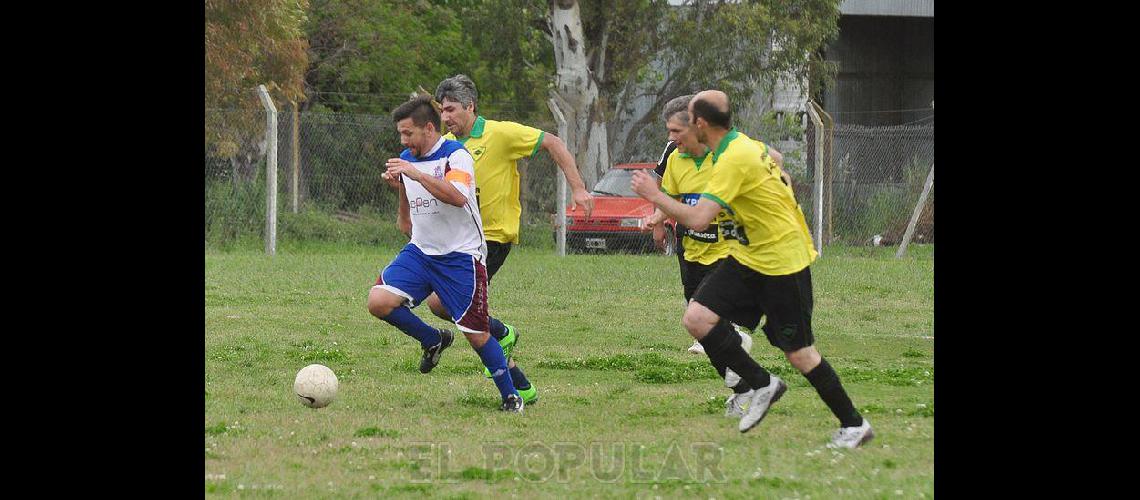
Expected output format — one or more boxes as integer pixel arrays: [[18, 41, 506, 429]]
[[827, 418, 874, 449], [500, 393, 525, 413], [723, 330, 753, 388], [419, 329, 454, 374], [483, 324, 519, 378], [725, 368, 742, 388], [517, 385, 538, 404], [738, 376, 787, 433], [687, 340, 706, 354], [725, 390, 754, 418]]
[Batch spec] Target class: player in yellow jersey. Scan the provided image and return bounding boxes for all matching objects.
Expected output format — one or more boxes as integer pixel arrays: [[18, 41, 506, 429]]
[[631, 90, 873, 448], [417, 74, 594, 405]]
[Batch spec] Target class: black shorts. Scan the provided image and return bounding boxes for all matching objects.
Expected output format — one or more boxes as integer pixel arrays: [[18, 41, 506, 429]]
[[678, 256, 719, 302], [485, 241, 513, 281], [691, 256, 815, 352]]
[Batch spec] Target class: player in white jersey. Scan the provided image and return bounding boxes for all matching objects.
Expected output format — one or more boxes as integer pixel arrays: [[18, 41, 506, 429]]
[[368, 95, 523, 413]]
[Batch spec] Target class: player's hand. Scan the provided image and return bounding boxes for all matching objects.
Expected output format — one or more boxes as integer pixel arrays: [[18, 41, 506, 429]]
[[385, 158, 418, 182], [571, 187, 594, 220], [651, 222, 666, 248], [630, 170, 660, 201], [380, 169, 402, 190]]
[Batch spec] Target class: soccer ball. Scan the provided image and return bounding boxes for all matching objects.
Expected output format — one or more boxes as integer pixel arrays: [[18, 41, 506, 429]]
[[293, 364, 338, 409]]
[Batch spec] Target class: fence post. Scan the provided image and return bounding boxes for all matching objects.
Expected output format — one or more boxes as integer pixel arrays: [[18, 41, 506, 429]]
[[547, 98, 568, 257], [291, 100, 300, 214], [257, 85, 278, 256], [806, 102, 824, 256], [896, 164, 934, 258]]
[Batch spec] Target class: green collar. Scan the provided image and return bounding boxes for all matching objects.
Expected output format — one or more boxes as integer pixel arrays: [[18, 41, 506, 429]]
[[457, 116, 486, 144], [711, 128, 740, 164], [679, 147, 710, 169]]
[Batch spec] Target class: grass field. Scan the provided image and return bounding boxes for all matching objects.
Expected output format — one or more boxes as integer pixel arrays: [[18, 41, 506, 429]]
[[205, 243, 934, 498]]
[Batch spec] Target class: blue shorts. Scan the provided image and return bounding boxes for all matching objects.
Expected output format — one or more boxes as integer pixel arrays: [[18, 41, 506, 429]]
[[373, 244, 489, 334]]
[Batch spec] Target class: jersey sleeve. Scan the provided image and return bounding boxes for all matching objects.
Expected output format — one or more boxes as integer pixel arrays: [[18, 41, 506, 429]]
[[655, 141, 676, 178], [660, 150, 680, 197], [444, 149, 476, 200], [701, 155, 742, 214], [498, 120, 546, 160]]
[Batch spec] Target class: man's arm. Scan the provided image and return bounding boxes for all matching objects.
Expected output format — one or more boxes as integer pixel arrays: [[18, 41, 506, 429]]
[[540, 133, 595, 218], [631, 170, 720, 232], [384, 158, 468, 207]]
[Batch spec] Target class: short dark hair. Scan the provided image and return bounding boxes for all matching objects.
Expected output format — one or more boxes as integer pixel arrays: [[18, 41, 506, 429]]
[[690, 96, 732, 129], [391, 95, 440, 130], [661, 94, 694, 123]]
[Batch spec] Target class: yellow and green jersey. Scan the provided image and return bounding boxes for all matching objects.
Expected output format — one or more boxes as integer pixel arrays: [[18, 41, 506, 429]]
[[443, 116, 544, 244], [660, 146, 733, 266], [701, 129, 818, 275]]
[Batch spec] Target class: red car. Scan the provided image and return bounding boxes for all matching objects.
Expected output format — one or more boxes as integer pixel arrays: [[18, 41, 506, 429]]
[[553, 163, 676, 255]]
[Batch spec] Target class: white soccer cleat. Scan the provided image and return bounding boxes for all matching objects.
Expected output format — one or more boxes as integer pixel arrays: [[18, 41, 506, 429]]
[[687, 340, 706, 354], [737, 328, 753, 353], [725, 390, 753, 418], [827, 418, 874, 449], [738, 375, 787, 433], [725, 368, 742, 388], [723, 330, 753, 388]]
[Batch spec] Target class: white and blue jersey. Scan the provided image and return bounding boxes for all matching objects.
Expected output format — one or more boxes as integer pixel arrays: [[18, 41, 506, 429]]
[[373, 136, 490, 333]]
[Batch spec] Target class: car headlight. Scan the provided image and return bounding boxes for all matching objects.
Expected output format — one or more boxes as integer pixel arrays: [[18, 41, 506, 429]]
[[620, 217, 642, 228]]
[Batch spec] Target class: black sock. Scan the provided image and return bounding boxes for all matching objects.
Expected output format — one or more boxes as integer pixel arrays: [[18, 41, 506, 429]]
[[488, 316, 508, 341], [699, 319, 771, 389], [509, 365, 531, 390], [804, 358, 863, 428], [732, 382, 752, 394]]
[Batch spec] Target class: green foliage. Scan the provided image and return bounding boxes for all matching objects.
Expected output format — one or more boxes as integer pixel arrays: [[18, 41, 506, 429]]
[[304, 0, 482, 114], [206, 0, 309, 160]]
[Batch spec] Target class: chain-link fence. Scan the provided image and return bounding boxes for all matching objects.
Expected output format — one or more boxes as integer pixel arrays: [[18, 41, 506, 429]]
[[205, 102, 933, 254], [803, 114, 935, 249], [205, 103, 567, 249]]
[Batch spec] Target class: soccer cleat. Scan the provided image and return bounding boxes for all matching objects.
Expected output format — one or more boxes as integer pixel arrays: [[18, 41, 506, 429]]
[[723, 330, 754, 388], [687, 340, 706, 354], [419, 329, 454, 374], [517, 385, 538, 404], [738, 375, 787, 433], [827, 418, 875, 449], [725, 390, 754, 418], [500, 393, 525, 413], [483, 324, 519, 378]]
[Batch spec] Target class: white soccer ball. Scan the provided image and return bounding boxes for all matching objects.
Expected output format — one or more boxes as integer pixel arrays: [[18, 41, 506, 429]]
[[293, 364, 338, 409]]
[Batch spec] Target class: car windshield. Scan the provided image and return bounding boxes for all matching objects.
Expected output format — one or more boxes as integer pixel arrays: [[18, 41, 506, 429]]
[[591, 168, 645, 197]]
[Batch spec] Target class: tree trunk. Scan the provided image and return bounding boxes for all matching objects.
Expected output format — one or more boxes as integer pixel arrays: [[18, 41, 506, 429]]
[[549, 0, 607, 189]]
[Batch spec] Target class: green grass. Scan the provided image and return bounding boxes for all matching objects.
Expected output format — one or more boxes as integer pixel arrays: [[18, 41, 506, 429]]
[[206, 243, 933, 497]]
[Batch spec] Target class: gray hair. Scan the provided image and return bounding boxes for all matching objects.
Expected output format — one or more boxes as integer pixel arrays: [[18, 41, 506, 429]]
[[661, 94, 695, 123], [435, 74, 479, 110]]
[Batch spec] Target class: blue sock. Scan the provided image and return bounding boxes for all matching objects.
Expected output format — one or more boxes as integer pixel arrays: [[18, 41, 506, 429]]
[[474, 339, 517, 399], [488, 316, 507, 340], [509, 366, 531, 390], [380, 306, 442, 349]]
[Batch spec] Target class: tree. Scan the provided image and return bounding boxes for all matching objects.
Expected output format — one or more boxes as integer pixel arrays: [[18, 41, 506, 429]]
[[205, 0, 310, 184], [302, 0, 480, 115], [462, 0, 842, 186]]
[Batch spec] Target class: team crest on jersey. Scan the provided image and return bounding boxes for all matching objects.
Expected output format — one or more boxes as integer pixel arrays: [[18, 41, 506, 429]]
[[433, 165, 444, 179], [469, 145, 487, 161]]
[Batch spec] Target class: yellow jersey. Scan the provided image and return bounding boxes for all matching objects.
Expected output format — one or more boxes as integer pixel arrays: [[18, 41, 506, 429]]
[[701, 129, 818, 275], [444, 116, 544, 244], [660, 146, 733, 265]]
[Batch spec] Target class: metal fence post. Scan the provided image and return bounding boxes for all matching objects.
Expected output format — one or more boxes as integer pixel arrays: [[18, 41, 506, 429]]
[[257, 85, 278, 256], [547, 98, 569, 257], [806, 102, 824, 256]]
